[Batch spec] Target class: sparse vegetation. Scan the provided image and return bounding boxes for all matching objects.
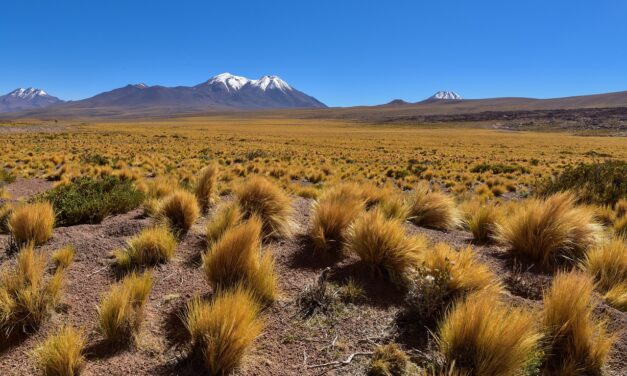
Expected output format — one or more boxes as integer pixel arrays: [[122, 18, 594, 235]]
[[183, 287, 263, 374], [368, 343, 409, 376], [52, 245, 75, 271], [8, 201, 55, 246]]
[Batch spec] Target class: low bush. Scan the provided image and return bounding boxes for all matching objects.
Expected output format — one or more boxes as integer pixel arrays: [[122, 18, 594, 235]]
[[409, 184, 460, 230], [184, 287, 263, 374], [202, 217, 277, 302], [236, 176, 293, 238], [496, 193, 602, 266], [536, 160, 627, 206], [0, 245, 66, 338], [345, 210, 427, 285], [157, 190, 200, 235], [34, 326, 86, 376], [206, 202, 242, 247], [542, 271, 614, 374], [436, 292, 541, 376], [98, 272, 153, 344], [113, 226, 177, 269], [9, 202, 55, 246], [39, 176, 144, 226], [195, 164, 219, 212]]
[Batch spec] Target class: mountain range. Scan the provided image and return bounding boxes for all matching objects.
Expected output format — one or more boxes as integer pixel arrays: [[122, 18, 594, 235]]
[[0, 73, 326, 114]]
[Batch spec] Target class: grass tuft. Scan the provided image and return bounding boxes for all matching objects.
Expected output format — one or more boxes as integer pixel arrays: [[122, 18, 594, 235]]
[[436, 292, 541, 376], [206, 202, 242, 248], [542, 271, 614, 374], [157, 190, 200, 235], [202, 216, 277, 302], [236, 176, 293, 238], [582, 237, 626, 292], [98, 272, 153, 344], [367, 343, 409, 376], [345, 210, 427, 285], [34, 325, 86, 376], [409, 183, 460, 230], [9, 202, 55, 246], [195, 163, 219, 212], [51, 245, 75, 271], [113, 226, 177, 269], [496, 192, 602, 267], [183, 287, 263, 374]]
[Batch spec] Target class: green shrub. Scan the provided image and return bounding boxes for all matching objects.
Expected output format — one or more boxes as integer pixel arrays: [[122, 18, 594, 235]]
[[536, 160, 627, 206], [38, 176, 144, 225], [471, 163, 528, 175], [0, 169, 16, 184]]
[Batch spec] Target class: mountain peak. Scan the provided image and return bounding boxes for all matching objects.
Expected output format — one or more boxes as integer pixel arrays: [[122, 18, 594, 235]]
[[9, 87, 50, 99], [133, 83, 148, 89], [205, 73, 250, 91], [251, 75, 291, 92], [429, 91, 463, 100]]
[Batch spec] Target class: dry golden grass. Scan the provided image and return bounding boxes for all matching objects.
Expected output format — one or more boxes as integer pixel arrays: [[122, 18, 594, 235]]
[[113, 226, 177, 269], [345, 210, 427, 284], [157, 189, 200, 234], [0, 203, 12, 234], [496, 192, 602, 266], [142, 198, 162, 217], [582, 237, 626, 292], [195, 163, 219, 212], [51, 245, 75, 271], [184, 286, 263, 374], [98, 272, 153, 343], [615, 198, 627, 218], [34, 326, 86, 376], [236, 176, 293, 238], [604, 282, 627, 311], [0, 244, 66, 337], [422, 243, 503, 297], [436, 292, 541, 376], [542, 271, 614, 374], [409, 184, 460, 230], [203, 216, 277, 301], [310, 190, 364, 253], [462, 202, 502, 244], [367, 343, 409, 376], [614, 216, 627, 238], [9, 202, 55, 246], [378, 193, 411, 221], [206, 202, 242, 247]]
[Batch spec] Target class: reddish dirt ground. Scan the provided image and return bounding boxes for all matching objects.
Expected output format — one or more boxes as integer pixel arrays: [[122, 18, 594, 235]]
[[0, 183, 625, 376]]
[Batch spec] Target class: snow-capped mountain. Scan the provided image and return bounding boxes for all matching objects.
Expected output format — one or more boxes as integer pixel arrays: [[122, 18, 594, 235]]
[[0, 88, 63, 112], [429, 91, 463, 100]]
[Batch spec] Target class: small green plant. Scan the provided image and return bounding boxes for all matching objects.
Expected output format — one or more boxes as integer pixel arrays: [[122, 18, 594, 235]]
[[340, 277, 365, 303], [39, 176, 144, 225]]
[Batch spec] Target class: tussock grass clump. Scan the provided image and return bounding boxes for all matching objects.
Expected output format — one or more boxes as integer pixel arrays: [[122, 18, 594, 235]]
[[436, 292, 541, 376], [39, 176, 144, 226], [406, 244, 502, 321], [142, 198, 162, 218], [157, 190, 200, 234], [202, 217, 277, 301], [195, 163, 219, 212], [98, 272, 153, 343], [582, 238, 626, 292], [34, 326, 86, 376], [0, 203, 13, 234], [184, 287, 263, 374], [345, 210, 427, 284], [367, 343, 409, 376], [496, 193, 602, 267], [0, 245, 66, 337], [409, 184, 460, 230], [51, 245, 75, 271], [310, 194, 364, 253], [542, 271, 614, 374], [378, 193, 411, 221], [614, 216, 627, 237], [463, 202, 502, 244], [9, 202, 55, 246], [206, 202, 242, 247], [113, 226, 177, 269], [604, 283, 627, 311], [236, 176, 293, 238]]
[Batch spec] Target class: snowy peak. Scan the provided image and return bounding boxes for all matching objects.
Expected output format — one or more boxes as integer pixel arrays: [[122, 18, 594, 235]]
[[9, 87, 50, 100], [430, 91, 463, 100], [205, 73, 250, 91], [250, 75, 291, 92]]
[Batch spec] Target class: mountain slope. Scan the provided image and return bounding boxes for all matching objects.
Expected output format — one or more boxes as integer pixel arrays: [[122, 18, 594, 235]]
[[0, 88, 63, 112]]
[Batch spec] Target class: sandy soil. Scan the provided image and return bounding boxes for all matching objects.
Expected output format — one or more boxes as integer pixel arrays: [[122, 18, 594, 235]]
[[0, 184, 625, 375]]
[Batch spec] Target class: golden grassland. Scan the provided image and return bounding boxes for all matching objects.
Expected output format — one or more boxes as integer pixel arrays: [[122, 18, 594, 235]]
[[2, 117, 626, 200]]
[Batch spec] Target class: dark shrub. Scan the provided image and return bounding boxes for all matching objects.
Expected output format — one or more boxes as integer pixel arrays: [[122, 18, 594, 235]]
[[0, 169, 16, 184], [38, 176, 144, 225], [536, 160, 627, 206]]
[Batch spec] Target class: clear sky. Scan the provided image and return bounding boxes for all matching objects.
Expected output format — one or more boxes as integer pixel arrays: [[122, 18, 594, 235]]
[[2, 0, 626, 106]]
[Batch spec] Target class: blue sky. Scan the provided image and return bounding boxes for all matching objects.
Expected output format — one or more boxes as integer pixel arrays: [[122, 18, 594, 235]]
[[2, 0, 626, 106]]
